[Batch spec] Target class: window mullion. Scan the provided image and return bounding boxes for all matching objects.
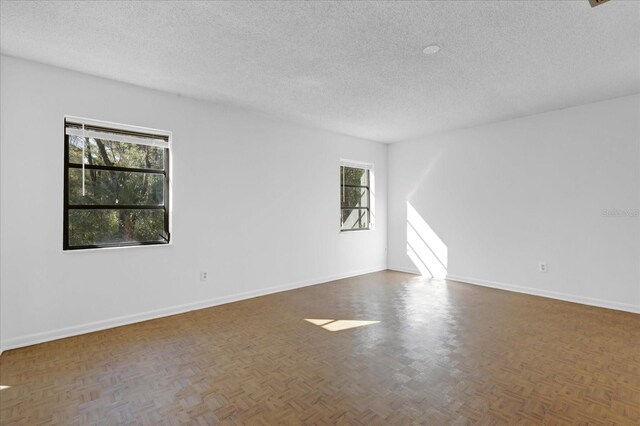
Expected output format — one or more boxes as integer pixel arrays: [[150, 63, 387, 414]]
[[68, 163, 165, 175]]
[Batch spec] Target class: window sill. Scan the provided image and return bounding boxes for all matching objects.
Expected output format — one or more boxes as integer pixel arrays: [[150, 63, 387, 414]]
[[340, 228, 375, 234], [63, 242, 173, 252]]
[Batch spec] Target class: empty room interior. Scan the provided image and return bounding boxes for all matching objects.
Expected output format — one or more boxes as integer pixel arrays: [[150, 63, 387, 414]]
[[1, 0, 639, 424]]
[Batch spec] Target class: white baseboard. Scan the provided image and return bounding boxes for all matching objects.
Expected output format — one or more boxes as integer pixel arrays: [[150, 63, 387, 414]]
[[0, 266, 387, 353], [446, 274, 640, 314], [387, 265, 421, 275]]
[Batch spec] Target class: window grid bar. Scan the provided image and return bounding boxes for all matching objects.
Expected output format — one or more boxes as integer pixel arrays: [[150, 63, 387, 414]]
[[340, 184, 370, 189], [68, 205, 165, 210], [67, 163, 165, 175]]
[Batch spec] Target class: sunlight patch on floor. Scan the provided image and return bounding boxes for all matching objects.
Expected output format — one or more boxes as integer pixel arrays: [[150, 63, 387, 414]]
[[304, 319, 334, 326], [305, 319, 380, 332]]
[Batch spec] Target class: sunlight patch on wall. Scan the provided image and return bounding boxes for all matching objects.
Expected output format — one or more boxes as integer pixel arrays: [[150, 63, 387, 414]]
[[304, 319, 380, 332], [406, 202, 447, 278]]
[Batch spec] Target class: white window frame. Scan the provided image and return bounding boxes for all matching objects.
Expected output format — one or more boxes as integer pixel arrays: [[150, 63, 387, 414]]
[[340, 160, 375, 232]]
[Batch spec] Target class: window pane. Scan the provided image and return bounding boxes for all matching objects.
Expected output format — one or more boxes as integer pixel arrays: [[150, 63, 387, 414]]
[[68, 136, 165, 169], [68, 209, 166, 247], [341, 208, 370, 230], [68, 169, 164, 205], [68, 136, 84, 164], [341, 166, 368, 186], [341, 187, 369, 208]]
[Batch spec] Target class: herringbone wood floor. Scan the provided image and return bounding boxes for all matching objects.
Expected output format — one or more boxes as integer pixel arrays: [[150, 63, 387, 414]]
[[1, 271, 639, 425]]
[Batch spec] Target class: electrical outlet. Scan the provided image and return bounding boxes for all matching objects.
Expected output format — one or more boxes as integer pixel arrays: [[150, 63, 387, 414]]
[[200, 270, 208, 281], [539, 262, 548, 273]]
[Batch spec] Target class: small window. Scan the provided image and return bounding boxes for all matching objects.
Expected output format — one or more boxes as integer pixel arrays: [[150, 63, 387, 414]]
[[63, 117, 171, 250], [340, 162, 372, 231]]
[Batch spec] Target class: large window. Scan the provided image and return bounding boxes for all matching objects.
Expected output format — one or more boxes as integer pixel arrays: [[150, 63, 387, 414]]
[[63, 117, 171, 250], [340, 162, 372, 231]]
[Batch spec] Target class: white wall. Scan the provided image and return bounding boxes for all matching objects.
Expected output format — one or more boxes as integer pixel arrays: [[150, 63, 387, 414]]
[[388, 95, 640, 313], [2, 54, 637, 353], [0, 56, 388, 350]]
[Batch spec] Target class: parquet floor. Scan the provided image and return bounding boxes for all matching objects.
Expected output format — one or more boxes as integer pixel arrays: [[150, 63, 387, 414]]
[[1, 271, 639, 425]]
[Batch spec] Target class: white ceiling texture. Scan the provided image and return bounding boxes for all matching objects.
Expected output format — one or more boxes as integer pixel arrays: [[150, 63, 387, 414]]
[[1, 0, 639, 142]]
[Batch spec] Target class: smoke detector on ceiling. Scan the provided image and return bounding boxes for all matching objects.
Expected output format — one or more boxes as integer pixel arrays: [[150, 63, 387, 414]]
[[422, 45, 441, 55]]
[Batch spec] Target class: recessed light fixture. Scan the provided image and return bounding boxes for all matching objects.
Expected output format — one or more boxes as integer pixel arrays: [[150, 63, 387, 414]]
[[423, 45, 441, 55]]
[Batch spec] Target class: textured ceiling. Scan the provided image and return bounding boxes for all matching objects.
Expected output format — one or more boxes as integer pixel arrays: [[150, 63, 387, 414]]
[[1, 0, 639, 142]]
